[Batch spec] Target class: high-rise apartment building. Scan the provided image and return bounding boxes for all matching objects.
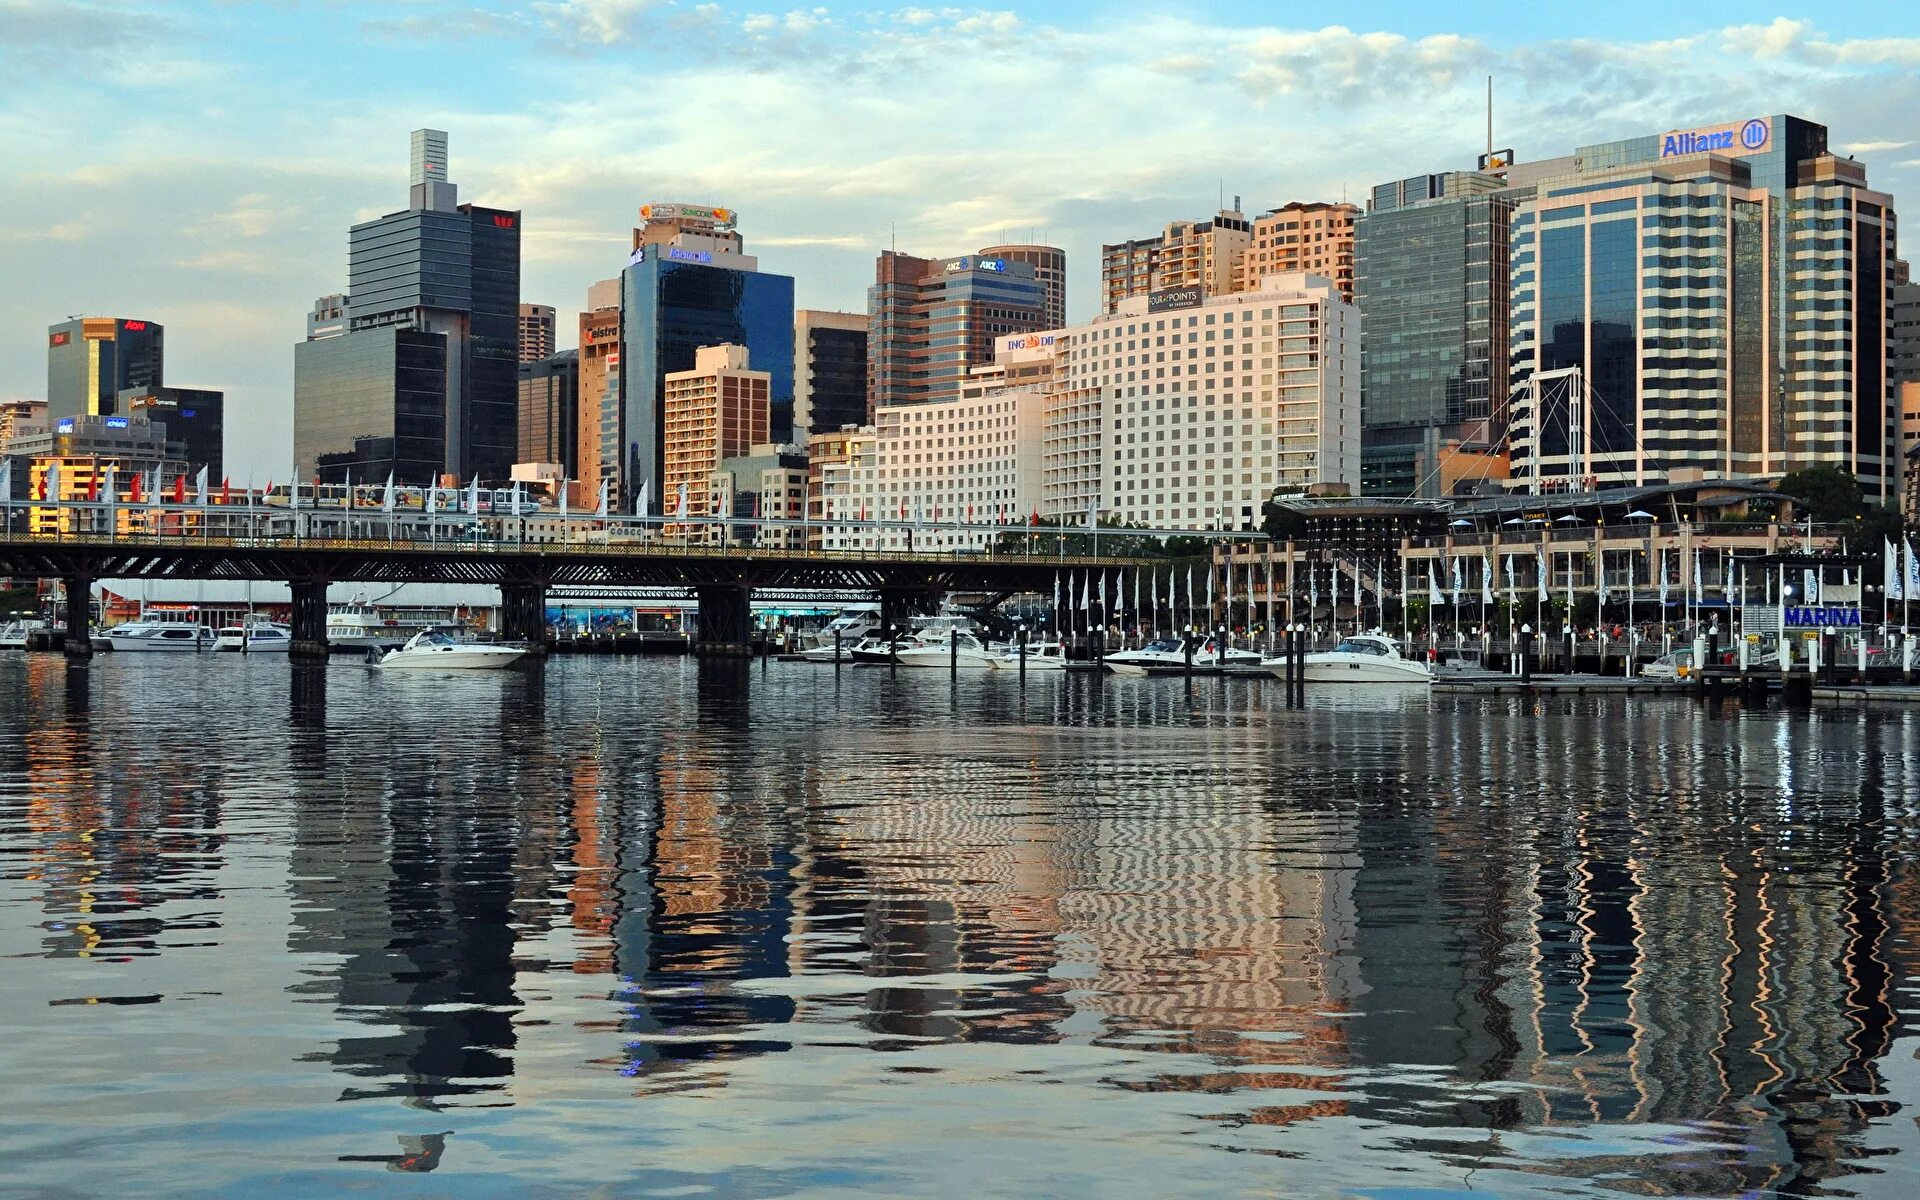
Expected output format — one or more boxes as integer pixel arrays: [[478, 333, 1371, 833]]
[[978, 244, 1067, 328], [517, 349, 578, 473], [615, 205, 793, 512], [0, 400, 46, 449], [295, 129, 522, 484], [1242, 202, 1359, 301], [867, 250, 1047, 413], [518, 303, 556, 363], [1507, 114, 1900, 497], [662, 344, 769, 519], [793, 310, 868, 433], [1355, 171, 1521, 497], [1100, 209, 1251, 314], [46, 318, 163, 420]]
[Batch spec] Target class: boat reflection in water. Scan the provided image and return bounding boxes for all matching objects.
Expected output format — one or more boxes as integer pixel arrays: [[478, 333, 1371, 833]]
[[3, 656, 1918, 1196]]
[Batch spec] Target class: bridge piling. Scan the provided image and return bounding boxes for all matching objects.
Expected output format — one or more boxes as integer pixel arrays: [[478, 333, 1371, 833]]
[[693, 585, 753, 657], [500, 582, 550, 656], [62, 576, 93, 662], [288, 580, 330, 663]]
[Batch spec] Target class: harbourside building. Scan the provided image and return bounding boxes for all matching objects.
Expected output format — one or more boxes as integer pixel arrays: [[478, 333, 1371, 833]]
[[978, 243, 1067, 329], [119, 386, 224, 482], [294, 129, 523, 485], [1068, 272, 1361, 529], [516, 350, 578, 476], [1507, 114, 1900, 498], [866, 249, 1047, 412], [576, 278, 621, 500]]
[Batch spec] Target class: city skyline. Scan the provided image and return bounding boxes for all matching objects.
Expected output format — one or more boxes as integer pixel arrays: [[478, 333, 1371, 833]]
[[4, 4, 1919, 477]]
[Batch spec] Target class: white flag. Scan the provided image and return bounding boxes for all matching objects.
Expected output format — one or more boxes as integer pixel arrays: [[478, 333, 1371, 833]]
[[1888, 539, 1904, 603], [1693, 550, 1704, 604], [425, 484, 438, 515], [1481, 554, 1494, 605], [597, 480, 609, 518], [558, 480, 569, 518], [1504, 554, 1516, 595], [638, 481, 650, 519], [45, 461, 60, 506], [1084, 496, 1098, 529], [381, 472, 396, 514], [0, 458, 10, 507], [1906, 538, 1920, 599], [1450, 556, 1463, 604], [1428, 563, 1442, 607], [1537, 548, 1549, 603], [1597, 550, 1609, 604], [1080, 570, 1090, 614], [677, 482, 689, 520], [1331, 560, 1340, 612], [1186, 567, 1194, 614], [195, 466, 208, 507], [467, 478, 481, 516], [1658, 549, 1669, 606]]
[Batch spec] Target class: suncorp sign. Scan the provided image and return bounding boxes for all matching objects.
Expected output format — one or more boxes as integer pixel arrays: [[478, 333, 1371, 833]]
[[1660, 117, 1770, 159]]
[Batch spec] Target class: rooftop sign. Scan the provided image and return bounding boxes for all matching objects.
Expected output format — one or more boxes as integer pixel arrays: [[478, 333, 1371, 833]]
[[640, 203, 735, 230], [1659, 117, 1770, 159], [1147, 286, 1203, 313]]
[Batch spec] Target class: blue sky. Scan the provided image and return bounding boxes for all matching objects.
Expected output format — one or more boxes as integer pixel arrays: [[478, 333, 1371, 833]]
[[3, 1, 1918, 475]]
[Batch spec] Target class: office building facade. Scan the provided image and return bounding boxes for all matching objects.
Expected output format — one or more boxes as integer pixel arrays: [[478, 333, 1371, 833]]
[[295, 129, 522, 484], [978, 244, 1067, 328], [308, 295, 350, 341], [518, 303, 556, 363], [1355, 171, 1519, 497], [616, 211, 793, 513], [517, 350, 578, 473], [294, 327, 448, 485], [1508, 114, 1900, 497], [867, 250, 1047, 413], [46, 318, 163, 421], [576, 278, 621, 495], [1100, 209, 1251, 314], [120, 386, 224, 481], [793, 309, 868, 433]]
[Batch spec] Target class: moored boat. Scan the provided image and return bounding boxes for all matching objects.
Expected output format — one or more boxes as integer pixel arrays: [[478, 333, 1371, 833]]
[[1265, 633, 1433, 684], [101, 618, 217, 652], [376, 628, 525, 670], [213, 621, 293, 653]]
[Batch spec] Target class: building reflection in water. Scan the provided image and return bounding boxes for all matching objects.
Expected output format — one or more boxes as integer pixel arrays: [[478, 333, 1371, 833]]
[[23, 652, 1912, 1190]]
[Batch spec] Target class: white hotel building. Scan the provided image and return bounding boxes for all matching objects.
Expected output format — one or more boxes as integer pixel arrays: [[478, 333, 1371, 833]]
[[816, 272, 1360, 548]]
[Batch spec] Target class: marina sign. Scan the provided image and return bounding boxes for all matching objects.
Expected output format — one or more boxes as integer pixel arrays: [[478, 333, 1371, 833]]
[[1783, 605, 1860, 628]]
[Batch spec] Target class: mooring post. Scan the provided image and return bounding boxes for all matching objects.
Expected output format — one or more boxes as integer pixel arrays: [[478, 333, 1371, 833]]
[[1519, 623, 1533, 686]]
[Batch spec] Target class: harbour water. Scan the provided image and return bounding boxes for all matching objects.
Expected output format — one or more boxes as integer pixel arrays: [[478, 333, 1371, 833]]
[[2, 655, 1919, 1198]]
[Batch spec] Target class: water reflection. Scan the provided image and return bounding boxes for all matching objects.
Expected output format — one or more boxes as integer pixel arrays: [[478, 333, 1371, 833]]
[[1, 656, 1917, 1196]]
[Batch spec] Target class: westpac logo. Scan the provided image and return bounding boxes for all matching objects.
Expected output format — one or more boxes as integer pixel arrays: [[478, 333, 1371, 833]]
[[1660, 117, 1769, 159]]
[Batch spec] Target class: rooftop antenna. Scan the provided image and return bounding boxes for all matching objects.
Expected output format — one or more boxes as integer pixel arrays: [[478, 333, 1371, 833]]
[[1486, 75, 1494, 163]]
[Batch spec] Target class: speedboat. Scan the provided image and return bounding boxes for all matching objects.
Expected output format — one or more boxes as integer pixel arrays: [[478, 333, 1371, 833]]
[[988, 639, 1069, 671], [892, 630, 1002, 668], [1639, 648, 1694, 680], [213, 621, 293, 653], [1266, 633, 1433, 684], [1102, 637, 1191, 675], [798, 609, 882, 655], [1201, 640, 1265, 669], [101, 618, 216, 652], [846, 634, 903, 664], [377, 629, 526, 670]]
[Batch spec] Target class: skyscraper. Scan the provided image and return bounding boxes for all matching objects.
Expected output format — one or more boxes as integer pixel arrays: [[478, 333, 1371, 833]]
[[120, 386, 224, 481], [576, 278, 621, 494], [1508, 114, 1900, 496], [518, 303, 556, 363], [46, 318, 163, 421], [867, 250, 1047, 412], [614, 204, 794, 512], [793, 309, 868, 433], [1242, 202, 1359, 301], [662, 344, 769, 519], [295, 128, 522, 484]]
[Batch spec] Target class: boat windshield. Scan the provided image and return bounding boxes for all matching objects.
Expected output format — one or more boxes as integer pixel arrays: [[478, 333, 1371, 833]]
[[416, 631, 456, 647], [1334, 639, 1389, 656], [1138, 639, 1182, 653]]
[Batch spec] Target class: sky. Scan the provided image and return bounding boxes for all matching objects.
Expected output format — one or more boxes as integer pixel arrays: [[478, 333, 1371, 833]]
[[3, 1, 1919, 477]]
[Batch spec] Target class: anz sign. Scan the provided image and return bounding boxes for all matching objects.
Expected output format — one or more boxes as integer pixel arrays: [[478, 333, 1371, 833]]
[[1660, 117, 1770, 159]]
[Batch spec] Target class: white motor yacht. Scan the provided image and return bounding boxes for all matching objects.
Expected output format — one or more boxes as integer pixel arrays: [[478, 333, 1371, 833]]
[[213, 621, 293, 653], [798, 608, 882, 655], [327, 601, 444, 652], [377, 629, 526, 670], [102, 618, 217, 652], [987, 639, 1069, 671], [1639, 648, 1694, 680], [892, 630, 1002, 669], [1265, 633, 1433, 684]]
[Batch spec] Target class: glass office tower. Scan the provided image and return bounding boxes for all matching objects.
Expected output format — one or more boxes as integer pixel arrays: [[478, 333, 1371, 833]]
[[1354, 172, 1519, 497], [617, 253, 794, 513], [294, 328, 448, 485], [46, 318, 164, 421]]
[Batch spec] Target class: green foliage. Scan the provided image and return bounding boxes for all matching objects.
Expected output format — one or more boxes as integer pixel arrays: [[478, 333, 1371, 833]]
[[1774, 466, 1906, 544]]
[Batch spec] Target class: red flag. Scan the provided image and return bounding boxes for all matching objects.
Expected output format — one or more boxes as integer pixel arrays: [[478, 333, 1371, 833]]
[[1029, 509, 1039, 526], [128, 472, 143, 504], [85, 471, 98, 502], [262, 479, 273, 506], [898, 500, 906, 520], [221, 477, 231, 506], [36, 469, 46, 501], [172, 473, 186, 504], [967, 504, 974, 523]]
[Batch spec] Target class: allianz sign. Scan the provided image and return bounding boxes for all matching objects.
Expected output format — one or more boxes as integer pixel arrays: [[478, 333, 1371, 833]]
[[1660, 118, 1769, 159]]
